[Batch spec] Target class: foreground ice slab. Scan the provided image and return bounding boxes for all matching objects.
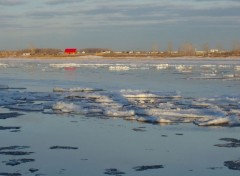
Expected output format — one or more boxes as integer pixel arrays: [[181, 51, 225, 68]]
[[51, 88, 240, 126], [0, 86, 240, 127]]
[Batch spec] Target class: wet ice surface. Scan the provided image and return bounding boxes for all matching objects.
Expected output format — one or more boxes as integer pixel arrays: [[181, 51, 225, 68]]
[[1, 58, 240, 175], [0, 88, 239, 127]]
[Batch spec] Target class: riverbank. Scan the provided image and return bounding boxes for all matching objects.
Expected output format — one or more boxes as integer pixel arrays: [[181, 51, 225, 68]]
[[1, 55, 240, 61]]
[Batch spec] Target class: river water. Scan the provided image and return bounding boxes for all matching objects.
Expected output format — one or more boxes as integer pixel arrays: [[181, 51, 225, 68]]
[[0, 57, 240, 175]]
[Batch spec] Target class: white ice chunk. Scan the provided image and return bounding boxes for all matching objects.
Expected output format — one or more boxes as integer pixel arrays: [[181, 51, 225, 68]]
[[135, 107, 226, 119], [0, 63, 8, 68], [121, 90, 181, 99], [155, 118, 173, 123], [201, 73, 217, 77], [52, 102, 78, 112], [104, 109, 135, 117], [52, 101, 103, 114], [157, 102, 175, 109], [109, 66, 130, 71], [124, 116, 137, 120], [218, 65, 231, 68], [201, 64, 216, 68], [193, 117, 230, 126], [175, 65, 192, 73], [230, 109, 240, 115], [53, 88, 67, 92], [49, 63, 80, 68], [123, 93, 157, 98], [95, 96, 115, 103], [223, 74, 235, 78], [156, 64, 169, 70], [136, 116, 157, 123], [235, 66, 240, 71]]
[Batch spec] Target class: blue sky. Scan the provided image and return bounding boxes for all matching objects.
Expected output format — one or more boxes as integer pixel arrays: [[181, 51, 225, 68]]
[[0, 0, 240, 50]]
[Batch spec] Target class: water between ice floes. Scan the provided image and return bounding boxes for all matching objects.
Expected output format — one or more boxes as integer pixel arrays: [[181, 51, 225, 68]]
[[1, 58, 240, 95], [1, 58, 240, 176], [1, 58, 240, 126]]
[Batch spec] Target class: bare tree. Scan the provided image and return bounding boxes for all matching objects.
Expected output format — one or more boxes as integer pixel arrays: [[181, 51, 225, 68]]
[[151, 42, 159, 53], [180, 42, 195, 56], [167, 41, 173, 55], [202, 43, 209, 56], [29, 43, 36, 55], [216, 43, 223, 53], [232, 41, 240, 55]]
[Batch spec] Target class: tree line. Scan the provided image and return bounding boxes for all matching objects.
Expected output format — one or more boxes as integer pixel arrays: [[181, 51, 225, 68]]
[[0, 48, 62, 57], [0, 43, 240, 57]]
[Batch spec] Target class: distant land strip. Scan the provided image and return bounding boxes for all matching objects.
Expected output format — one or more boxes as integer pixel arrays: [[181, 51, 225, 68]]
[[1, 46, 240, 58]]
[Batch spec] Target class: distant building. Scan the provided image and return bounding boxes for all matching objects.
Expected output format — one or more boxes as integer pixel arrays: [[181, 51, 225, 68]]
[[195, 50, 205, 55], [127, 51, 134, 54], [210, 49, 219, 53], [101, 50, 111, 54], [64, 48, 77, 55], [22, 53, 31, 56]]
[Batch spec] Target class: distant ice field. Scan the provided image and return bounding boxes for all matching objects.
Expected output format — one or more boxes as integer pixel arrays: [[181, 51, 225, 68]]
[[1, 58, 240, 94]]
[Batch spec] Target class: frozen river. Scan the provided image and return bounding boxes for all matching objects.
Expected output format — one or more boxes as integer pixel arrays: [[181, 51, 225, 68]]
[[0, 57, 240, 175]]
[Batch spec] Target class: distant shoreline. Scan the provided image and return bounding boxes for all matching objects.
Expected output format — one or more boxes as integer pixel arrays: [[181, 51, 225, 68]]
[[1, 55, 240, 61]]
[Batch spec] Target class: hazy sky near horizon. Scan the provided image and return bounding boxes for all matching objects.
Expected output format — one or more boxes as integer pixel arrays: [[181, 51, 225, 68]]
[[0, 0, 240, 50]]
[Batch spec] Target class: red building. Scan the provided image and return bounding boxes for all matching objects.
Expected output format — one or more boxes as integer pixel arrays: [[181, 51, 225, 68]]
[[64, 48, 77, 55]]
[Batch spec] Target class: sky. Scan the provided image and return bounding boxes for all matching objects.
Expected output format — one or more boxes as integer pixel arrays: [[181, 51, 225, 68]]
[[0, 0, 240, 51]]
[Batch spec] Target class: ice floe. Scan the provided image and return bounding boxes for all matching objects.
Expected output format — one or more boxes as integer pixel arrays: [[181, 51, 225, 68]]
[[201, 64, 217, 68], [49, 63, 80, 68], [235, 66, 240, 71], [22, 61, 240, 81], [52, 102, 80, 113], [218, 65, 231, 69], [175, 65, 193, 73], [50, 88, 240, 126], [0, 86, 240, 127], [156, 64, 169, 70], [0, 63, 8, 68], [193, 115, 240, 127], [104, 109, 135, 117], [109, 65, 130, 71]]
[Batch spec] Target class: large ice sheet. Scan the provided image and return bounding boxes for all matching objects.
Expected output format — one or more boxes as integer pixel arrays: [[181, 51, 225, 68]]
[[1, 85, 239, 126], [1, 83, 240, 127]]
